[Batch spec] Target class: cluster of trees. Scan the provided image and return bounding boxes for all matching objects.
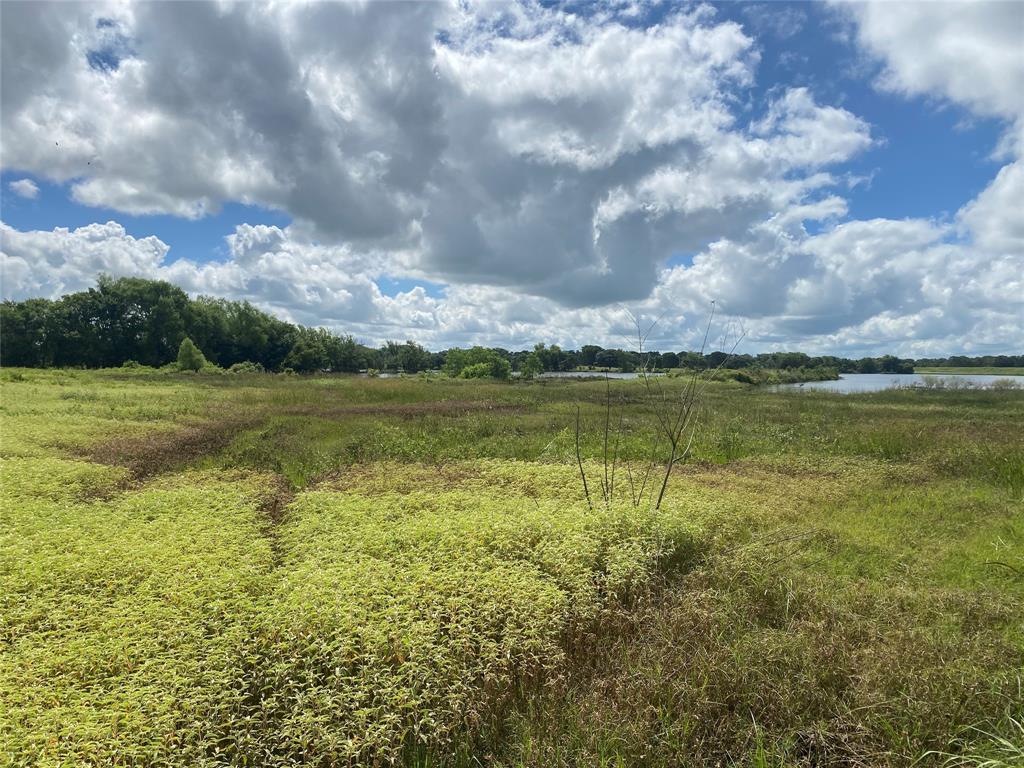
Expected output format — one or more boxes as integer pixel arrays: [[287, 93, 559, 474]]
[[913, 355, 1024, 368], [2, 277, 299, 370], [727, 352, 916, 374], [0, 277, 403, 373], [492, 346, 918, 375], [1, 278, 1017, 376], [442, 347, 513, 379]]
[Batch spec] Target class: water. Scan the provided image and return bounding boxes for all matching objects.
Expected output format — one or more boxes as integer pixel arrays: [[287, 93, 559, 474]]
[[359, 371, 1019, 390], [773, 373, 1021, 393], [362, 371, 658, 379], [537, 371, 660, 380]]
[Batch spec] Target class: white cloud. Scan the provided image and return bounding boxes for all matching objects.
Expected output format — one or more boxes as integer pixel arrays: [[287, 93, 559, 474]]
[[0, 1, 1020, 355], [0, 2, 876, 309], [3, 212, 1020, 357], [0, 221, 168, 299], [958, 160, 1024, 255], [7, 178, 39, 199], [839, 1, 1024, 124]]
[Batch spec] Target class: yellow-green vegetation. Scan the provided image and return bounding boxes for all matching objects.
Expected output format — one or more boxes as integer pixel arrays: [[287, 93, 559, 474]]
[[1, 367, 1021, 767]]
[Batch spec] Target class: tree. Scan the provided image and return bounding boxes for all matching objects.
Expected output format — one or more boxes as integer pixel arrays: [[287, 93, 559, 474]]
[[283, 335, 329, 372], [177, 337, 207, 371], [0, 299, 55, 366], [381, 340, 431, 372], [533, 342, 572, 371], [678, 351, 705, 369], [580, 345, 603, 367], [325, 334, 369, 372], [704, 351, 730, 368], [593, 350, 630, 370], [459, 358, 511, 379], [521, 353, 544, 379], [444, 347, 511, 378]]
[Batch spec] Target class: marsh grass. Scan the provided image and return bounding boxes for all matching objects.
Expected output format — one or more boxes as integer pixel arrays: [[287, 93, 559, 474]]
[[1, 368, 1021, 766]]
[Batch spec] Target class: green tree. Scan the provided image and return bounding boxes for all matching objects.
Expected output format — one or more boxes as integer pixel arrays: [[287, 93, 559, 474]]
[[521, 353, 544, 379], [381, 340, 431, 373], [0, 299, 56, 366], [176, 337, 207, 371], [444, 347, 511, 379], [580, 345, 603, 367], [283, 335, 330, 373], [459, 358, 511, 379], [705, 351, 730, 368], [325, 334, 369, 372]]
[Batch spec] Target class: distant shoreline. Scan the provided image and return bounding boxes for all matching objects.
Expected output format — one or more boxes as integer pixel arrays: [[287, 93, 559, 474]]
[[915, 366, 1024, 376]]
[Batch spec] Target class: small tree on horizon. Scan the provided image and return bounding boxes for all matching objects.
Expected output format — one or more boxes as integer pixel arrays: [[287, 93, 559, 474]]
[[521, 353, 543, 379], [177, 337, 207, 372]]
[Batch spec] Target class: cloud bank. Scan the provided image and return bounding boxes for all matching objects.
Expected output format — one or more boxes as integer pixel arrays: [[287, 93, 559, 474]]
[[1, 1, 1021, 353]]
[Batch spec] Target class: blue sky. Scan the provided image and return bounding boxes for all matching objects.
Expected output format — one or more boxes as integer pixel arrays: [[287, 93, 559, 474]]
[[1, 1, 1021, 353], [1, 3, 1004, 264]]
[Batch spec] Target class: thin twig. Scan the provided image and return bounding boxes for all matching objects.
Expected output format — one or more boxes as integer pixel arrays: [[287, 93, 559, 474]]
[[575, 405, 592, 509]]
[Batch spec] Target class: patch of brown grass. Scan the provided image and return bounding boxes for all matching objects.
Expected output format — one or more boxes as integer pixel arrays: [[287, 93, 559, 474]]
[[502, 553, 1022, 767], [82, 415, 261, 479], [281, 400, 527, 420]]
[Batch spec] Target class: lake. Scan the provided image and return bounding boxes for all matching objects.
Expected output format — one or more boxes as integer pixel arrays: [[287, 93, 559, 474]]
[[772, 372, 1021, 393], [537, 371, 659, 380]]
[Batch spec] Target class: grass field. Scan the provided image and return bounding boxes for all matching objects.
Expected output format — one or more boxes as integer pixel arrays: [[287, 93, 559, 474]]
[[1, 368, 1022, 767], [916, 367, 1024, 376]]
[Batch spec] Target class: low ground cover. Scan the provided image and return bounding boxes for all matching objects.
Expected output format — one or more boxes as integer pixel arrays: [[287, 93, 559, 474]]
[[1, 369, 1020, 766]]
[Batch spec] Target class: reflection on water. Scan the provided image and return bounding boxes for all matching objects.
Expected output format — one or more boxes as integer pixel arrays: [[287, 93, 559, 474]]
[[773, 373, 1021, 393]]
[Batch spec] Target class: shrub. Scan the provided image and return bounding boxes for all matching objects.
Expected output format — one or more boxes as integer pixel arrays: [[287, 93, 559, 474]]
[[444, 347, 511, 379], [460, 362, 492, 379], [176, 338, 207, 372], [459, 358, 511, 379], [227, 361, 265, 374]]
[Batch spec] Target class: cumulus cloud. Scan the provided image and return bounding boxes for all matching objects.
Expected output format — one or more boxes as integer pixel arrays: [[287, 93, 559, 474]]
[[958, 160, 1024, 256], [7, 178, 39, 199], [820, 0, 1023, 352], [0, 1, 1020, 355], [1, 1, 875, 308], [0, 221, 168, 299], [3, 212, 1019, 357], [838, 0, 1024, 124]]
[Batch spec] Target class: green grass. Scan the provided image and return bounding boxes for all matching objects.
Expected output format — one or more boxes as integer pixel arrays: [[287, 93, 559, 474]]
[[1, 368, 1022, 766], [915, 367, 1024, 376]]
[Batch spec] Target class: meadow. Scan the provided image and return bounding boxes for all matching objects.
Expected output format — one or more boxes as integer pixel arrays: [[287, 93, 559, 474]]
[[1, 368, 1021, 767]]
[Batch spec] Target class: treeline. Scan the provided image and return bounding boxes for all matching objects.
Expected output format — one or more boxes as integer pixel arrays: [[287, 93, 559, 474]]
[[913, 355, 1024, 368], [1, 277, 391, 372], [512, 347, 919, 375], [0, 277, 1017, 375]]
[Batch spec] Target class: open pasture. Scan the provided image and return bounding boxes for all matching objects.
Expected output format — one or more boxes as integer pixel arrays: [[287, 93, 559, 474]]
[[1, 369, 1022, 766]]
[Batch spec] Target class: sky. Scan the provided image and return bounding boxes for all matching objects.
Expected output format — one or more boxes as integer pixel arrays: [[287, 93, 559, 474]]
[[1, 0, 1021, 355]]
